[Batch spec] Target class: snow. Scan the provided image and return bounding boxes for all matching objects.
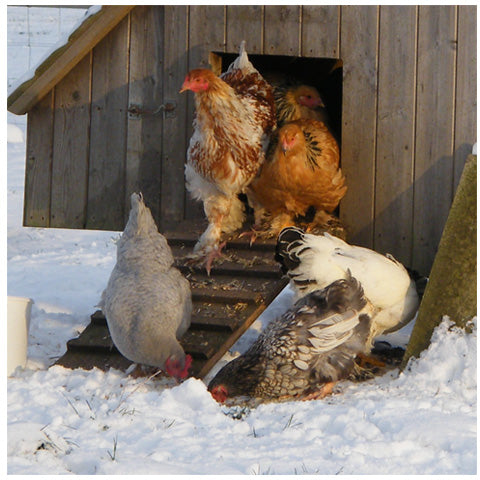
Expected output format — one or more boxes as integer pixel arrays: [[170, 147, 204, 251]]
[[7, 123, 24, 144], [6, 6, 477, 476], [7, 5, 100, 97]]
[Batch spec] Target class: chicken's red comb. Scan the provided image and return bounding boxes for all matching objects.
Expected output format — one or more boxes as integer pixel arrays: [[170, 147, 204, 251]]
[[165, 354, 193, 380], [211, 385, 228, 403], [181, 354, 193, 378]]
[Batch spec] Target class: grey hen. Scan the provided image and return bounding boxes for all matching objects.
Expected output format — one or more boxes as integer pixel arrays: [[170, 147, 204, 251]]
[[100, 193, 192, 379], [208, 273, 373, 403]]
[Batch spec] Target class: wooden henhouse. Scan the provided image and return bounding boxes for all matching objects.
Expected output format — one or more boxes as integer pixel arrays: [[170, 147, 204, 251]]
[[8, 4, 476, 277]]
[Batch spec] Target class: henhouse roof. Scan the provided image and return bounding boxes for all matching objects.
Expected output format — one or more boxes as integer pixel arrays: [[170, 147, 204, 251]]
[[7, 5, 133, 115]]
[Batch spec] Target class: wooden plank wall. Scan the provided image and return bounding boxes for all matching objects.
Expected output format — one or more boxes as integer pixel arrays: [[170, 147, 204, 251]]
[[23, 5, 476, 275]]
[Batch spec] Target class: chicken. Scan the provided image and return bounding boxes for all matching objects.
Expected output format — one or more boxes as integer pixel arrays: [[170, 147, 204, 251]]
[[100, 193, 192, 380], [180, 41, 276, 274], [274, 83, 329, 127], [208, 273, 374, 403], [275, 227, 420, 349], [246, 118, 346, 237]]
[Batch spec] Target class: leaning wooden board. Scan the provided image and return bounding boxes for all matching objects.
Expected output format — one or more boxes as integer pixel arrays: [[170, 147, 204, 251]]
[[55, 221, 289, 378]]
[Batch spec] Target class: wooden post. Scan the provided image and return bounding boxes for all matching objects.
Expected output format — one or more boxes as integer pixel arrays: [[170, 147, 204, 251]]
[[401, 155, 477, 369]]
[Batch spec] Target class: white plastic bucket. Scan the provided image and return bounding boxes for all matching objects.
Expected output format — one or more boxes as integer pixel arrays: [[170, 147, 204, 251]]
[[7, 296, 33, 376]]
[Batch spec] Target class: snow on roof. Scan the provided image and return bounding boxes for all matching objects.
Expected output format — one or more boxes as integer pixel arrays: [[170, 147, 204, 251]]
[[7, 5, 133, 115], [7, 5, 101, 98]]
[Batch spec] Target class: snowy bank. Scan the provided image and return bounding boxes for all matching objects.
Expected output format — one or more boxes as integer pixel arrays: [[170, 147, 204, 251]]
[[7, 318, 476, 475]]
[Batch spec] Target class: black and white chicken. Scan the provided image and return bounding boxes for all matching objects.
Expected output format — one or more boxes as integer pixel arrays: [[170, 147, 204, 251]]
[[275, 227, 420, 349]]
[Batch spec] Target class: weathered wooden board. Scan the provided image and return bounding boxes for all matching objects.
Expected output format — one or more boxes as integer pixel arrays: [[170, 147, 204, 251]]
[[301, 5, 339, 58], [125, 6, 164, 223], [86, 16, 129, 230], [24, 91, 54, 227], [339, 5, 379, 249], [264, 5, 301, 56], [374, 5, 416, 266], [453, 5, 477, 189], [226, 5, 263, 54], [160, 5, 189, 231], [55, 223, 289, 379], [413, 5, 457, 274], [51, 54, 91, 228]]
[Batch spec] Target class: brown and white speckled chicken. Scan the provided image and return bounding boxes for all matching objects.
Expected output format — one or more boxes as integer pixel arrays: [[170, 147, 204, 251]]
[[275, 227, 420, 349], [246, 118, 346, 237], [180, 41, 276, 273], [100, 193, 192, 380], [208, 273, 374, 403]]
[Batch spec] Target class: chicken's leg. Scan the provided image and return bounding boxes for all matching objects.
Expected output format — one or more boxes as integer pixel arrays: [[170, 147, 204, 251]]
[[191, 192, 245, 274]]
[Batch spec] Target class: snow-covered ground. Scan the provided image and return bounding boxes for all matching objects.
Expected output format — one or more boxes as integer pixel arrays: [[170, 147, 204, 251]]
[[6, 6, 477, 476]]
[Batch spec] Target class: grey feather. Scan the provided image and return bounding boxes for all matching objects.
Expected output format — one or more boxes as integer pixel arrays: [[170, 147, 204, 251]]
[[101, 193, 192, 370]]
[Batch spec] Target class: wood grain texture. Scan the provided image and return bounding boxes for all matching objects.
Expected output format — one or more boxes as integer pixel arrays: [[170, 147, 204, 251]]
[[87, 16, 129, 230], [453, 5, 477, 189], [301, 5, 340, 58], [24, 91, 54, 227], [374, 5, 417, 265], [264, 5, 301, 56], [226, 5, 263, 54], [161, 5, 189, 230], [50, 54, 91, 228], [339, 5, 379, 248], [413, 5, 457, 275], [126, 6, 164, 225]]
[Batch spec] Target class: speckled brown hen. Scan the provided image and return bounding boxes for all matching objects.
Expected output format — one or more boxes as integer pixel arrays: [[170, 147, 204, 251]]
[[180, 41, 276, 274], [208, 274, 374, 403], [246, 118, 346, 237]]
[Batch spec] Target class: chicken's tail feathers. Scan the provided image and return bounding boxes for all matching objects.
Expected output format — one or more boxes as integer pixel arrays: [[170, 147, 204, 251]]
[[226, 40, 257, 75], [323, 272, 369, 314], [275, 226, 330, 294], [275, 226, 308, 274]]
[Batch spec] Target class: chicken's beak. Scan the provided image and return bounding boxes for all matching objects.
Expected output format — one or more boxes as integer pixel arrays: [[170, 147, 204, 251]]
[[179, 81, 189, 94]]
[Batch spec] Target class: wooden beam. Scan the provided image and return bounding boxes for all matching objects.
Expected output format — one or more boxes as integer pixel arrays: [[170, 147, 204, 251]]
[[339, 5, 379, 248], [7, 5, 134, 115]]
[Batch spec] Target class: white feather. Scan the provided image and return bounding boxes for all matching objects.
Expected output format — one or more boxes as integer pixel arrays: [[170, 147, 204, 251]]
[[285, 230, 420, 339], [224, 40, 258, 75]]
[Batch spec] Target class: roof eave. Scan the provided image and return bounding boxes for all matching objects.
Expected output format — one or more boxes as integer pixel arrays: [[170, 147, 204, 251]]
[[7, 5, 134, 115]]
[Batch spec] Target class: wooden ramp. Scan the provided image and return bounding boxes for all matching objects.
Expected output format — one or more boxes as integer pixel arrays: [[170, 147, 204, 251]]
[[55, 222, 289, 378]]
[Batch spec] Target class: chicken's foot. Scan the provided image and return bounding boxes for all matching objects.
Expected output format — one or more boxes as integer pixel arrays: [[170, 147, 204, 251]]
[[238, 226, 261, 246], [302, 381, 336, 401], [204, 241, 227, 276]]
